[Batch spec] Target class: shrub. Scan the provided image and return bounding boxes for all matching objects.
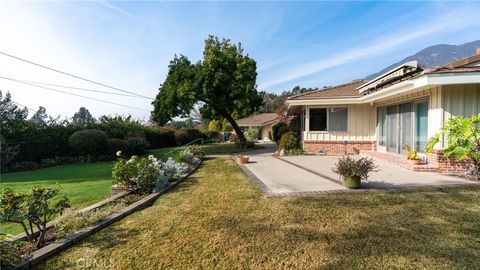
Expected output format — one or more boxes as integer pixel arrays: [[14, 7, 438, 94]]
[[288, 116, 301, 136], [279, 132, 298, 151], [113, 155, 173, 194], [425, 113, 480, 180], [272, 122, 288, 143], [107, 138, 125, 156], [208, 120, 221, 131], [403, 144, 419, 160], [234, 139, 254, 149], [174, 128, 205, 145], [6, 161, 39, 172], [68, 129, 108, 156], [144, 128, 176, 148], [332, 156, 378, 180], [228, 133, 238, 142], [0, 187, 70, 248], [203, 131, 221, 143], [185, 145, 205, 159], [244, 127, 258, 142], [123, 138, 148, 156]]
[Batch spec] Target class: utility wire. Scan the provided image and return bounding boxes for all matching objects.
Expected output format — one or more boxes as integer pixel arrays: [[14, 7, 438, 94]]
[[0, 51, 154, 100], [11, 100, 36, 112], [3, 77, 150, 112], [0, 76, 143, 98]]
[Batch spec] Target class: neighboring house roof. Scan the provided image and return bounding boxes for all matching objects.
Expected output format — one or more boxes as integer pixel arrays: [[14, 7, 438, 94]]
[[235, 113, 281, 127], [287, 81, 365, 100]]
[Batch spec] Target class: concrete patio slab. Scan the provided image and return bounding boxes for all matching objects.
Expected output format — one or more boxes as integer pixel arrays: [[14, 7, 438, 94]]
[[243, 155, 347, 194], [280, 155, 477, 189]]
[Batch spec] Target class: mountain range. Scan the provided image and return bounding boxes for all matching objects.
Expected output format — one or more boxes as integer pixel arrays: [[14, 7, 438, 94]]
[[365, 39, 480, 80]]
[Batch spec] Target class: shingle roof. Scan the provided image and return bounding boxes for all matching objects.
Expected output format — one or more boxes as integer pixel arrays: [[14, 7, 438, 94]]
[[235, 113, 281, 126], [287, 81, 365, 100]]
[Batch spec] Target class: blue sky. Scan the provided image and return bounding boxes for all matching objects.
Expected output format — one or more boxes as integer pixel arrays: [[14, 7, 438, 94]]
[[0, 1, 479, 120]]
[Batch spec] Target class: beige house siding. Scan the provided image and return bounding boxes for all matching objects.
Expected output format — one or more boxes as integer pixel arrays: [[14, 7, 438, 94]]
[[260, 122, 275, 141], [303, 104, 376, 141], [301, 84, 480, 149]]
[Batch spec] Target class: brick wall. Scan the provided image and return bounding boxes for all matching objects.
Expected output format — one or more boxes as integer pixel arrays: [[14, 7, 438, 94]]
[[303, 140, 376, 155], [427, 150, 473, 173]]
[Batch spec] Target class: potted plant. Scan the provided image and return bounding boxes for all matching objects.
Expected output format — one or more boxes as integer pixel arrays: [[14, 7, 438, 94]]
[[404, 144, 421, 165], [332, 156, 378, 188], [236, 155, 249, 164]]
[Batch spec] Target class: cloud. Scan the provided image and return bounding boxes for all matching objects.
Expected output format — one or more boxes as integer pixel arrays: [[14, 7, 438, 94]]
[[96, 0, 140, 20], [258, 5, 480, 90]]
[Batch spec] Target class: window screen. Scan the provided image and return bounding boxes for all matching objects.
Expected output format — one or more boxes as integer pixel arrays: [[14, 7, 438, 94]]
[[328, 107, 348, 132], [309, 108, 327, 131]]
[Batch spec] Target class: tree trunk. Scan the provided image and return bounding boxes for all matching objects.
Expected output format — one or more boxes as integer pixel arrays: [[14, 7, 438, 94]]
[[222, 113, 246, 143]]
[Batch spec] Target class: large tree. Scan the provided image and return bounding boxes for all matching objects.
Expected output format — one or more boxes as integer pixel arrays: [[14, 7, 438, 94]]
[[151, 36, 263, 142], [72, 107, 95, 126]]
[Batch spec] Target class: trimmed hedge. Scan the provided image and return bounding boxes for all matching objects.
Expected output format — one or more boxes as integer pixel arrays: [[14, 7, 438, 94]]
[[69, 129, 108, 156], [174, 128, 205, 145], [123, 138, 148, 156], [145, 128, 176, 148]]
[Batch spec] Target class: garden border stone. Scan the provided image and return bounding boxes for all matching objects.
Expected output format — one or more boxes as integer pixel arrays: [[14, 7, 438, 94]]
[[9, 162, 202, 270]]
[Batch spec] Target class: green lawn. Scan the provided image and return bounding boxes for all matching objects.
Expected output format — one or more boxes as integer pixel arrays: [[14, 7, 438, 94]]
[[40, 158, 480, 269], [1, 162, 114, 235], [1, 143, 263, 235]]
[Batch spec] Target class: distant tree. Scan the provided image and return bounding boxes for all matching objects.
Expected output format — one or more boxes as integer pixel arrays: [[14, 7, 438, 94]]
[[0, 91, 28, 138], [31, 106, 48, 127], [208, 119, 221, 131], [151, 35, 263, 143], [71, 107, 95, 126], [259, 86, 315, 114], [170, 118, 196, 129]]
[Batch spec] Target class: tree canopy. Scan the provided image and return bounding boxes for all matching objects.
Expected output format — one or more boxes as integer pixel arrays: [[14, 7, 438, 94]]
[[72, 107, 95, 126], [151, 35, 263, 142]]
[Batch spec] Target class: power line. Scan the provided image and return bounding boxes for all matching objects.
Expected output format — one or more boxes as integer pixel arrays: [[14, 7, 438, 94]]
[[0, 76, 144, 98], [11, 100, 36, 112], [4, 77, 151, 112], [0, 51, 154, 100]]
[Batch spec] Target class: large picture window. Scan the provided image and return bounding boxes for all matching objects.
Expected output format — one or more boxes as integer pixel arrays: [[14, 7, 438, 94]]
[[309, 107, 348, 132]]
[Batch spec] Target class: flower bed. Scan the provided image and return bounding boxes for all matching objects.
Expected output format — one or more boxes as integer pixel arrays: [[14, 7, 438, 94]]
[[1, 146, 204, 269]]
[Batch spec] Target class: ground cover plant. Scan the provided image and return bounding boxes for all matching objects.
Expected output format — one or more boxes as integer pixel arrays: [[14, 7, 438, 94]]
[[39, 158, 480, 270]]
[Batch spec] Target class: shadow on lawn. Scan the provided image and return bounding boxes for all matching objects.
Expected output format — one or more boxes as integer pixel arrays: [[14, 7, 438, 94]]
[[292, 190, 480, 269]]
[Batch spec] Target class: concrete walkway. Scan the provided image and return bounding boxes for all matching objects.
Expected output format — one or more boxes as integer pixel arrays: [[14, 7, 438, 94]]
[[241, 145, 478, 196]]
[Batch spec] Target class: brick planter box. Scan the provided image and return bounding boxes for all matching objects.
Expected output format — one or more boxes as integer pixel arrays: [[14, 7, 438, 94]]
[[427, 150, 473, 174], [304, 140, 376, 155]]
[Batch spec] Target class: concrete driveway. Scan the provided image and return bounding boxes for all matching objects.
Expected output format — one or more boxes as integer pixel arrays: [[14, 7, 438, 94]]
[[242, 148, 477, 196]]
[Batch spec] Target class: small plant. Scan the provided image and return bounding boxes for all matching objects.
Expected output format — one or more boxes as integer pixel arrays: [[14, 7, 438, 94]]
[[243, 127, 258, 142], [404, 144, 419, 160], [185, 145, 205, 159], [278, 132, 298, 151], [272, 122, 289, 143], [332, 156, 378, 188], [0, 187, 70, 248]]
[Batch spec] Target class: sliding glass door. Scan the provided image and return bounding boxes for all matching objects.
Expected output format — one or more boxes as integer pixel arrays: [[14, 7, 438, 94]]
[[386, 105, 398, 153], [414, 101, 429, 153], [379, 100, 428, 154]]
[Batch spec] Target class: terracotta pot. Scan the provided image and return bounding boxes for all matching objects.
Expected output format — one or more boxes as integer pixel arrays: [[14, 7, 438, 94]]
[[236, 155, 249, 164], [407, 159, 421, 165]]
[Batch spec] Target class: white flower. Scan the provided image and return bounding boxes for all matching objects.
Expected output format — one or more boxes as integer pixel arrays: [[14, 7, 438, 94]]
[[116, 151, 122, 157], [148, 155, 154, 161]]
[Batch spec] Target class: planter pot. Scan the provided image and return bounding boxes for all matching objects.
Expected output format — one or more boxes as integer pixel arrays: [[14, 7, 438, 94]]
[[407, 159, 421, 165], [236, 155, 249, 164], [342, 175, 361, 189]]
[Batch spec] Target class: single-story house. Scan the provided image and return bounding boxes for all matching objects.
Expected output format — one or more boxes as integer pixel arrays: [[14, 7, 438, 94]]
[[286, 50, 480, 173], [236, 113, 282, 141]]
